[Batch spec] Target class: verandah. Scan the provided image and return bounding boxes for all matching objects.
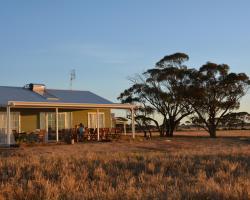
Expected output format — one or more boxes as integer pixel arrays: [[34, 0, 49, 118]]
[[1, 101, 136, 146]]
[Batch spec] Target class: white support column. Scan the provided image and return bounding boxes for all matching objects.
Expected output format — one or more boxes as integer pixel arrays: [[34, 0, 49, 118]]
[[124, 122, 127, 135], [97, 109, 100, 141], [56, 108, 59, 142], [6, 106, 11, 146], [131, 108, 135, 139], [110, 114, 113, 129], [45, 113, 48, 143]]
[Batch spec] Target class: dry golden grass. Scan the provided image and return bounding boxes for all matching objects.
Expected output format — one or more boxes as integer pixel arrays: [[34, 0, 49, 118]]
[[0, 131, 249, 200], [175, 129, 250, 138]]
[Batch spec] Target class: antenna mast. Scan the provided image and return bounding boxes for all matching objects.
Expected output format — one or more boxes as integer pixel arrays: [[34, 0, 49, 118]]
[[70, 69, 76, 90]]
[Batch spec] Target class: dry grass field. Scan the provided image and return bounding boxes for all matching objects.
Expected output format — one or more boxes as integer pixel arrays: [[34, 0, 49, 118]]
[[0, 130, 249, 200]]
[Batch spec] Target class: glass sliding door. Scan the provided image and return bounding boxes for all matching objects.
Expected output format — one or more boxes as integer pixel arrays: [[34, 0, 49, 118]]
[[40, 112, 72, 141]]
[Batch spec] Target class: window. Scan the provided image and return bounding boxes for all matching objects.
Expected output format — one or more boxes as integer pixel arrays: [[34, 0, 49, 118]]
[[10, 112, 20, 132], [0, 112, 20, 134], [88, 112, 105, 128], [0, 112, 6, 134]]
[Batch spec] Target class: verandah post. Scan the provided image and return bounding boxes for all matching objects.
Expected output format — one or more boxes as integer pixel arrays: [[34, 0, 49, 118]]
[[45, 112, 48, 143], [124, 122, 127, 135], [97, 108, 100, 141], [56, 107, 59, 142], [6, 105, 11, 146], [131, 108, 135, 139]]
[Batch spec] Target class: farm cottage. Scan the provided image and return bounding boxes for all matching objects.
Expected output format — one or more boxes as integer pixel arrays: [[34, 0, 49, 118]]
[[0, 84, 135, 146]]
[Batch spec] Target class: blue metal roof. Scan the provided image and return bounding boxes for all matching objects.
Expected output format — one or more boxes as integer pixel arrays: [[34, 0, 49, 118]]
[[0, 86, 113, 107]]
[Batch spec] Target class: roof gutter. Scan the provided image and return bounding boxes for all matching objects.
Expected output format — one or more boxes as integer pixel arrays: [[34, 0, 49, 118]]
[[8, 101, 137, 109]]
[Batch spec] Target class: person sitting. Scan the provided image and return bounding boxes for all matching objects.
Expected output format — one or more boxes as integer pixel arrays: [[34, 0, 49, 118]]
[[78, 123, 85, 142]]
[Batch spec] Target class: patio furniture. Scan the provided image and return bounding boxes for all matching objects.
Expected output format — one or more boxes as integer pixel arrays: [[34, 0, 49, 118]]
[[89, 128, 97, 141], [83, 128, 89, 141], [111, 128, 121, 139], [38, 130, 46, 143], [18, 132, 27, 142], [100, 128, 105, 140], [103, 128, 111, 141], [12, 130, 19, 142]]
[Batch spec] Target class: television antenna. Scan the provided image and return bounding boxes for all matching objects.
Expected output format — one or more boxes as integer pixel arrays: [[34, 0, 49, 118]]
[[70, 69, 76, 90]]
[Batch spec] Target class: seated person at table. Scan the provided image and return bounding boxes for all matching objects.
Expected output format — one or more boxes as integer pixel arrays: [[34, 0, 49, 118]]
[[78, 123, 85, 141]]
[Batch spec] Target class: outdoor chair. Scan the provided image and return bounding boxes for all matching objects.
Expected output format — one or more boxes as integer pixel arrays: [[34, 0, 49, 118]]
[[89, 128, 97, 141], [60, 129, 66, 141], [111, 128, 121, 139], [100, 128, 105, 140], [12, 130, 19, 142], [38, 130, 46, 143], [103, 128, 111, 141], [116, 128, 122, 139], [84, 128, 91, 140], [110, 128, 117, 139], [83, 128, 89, 141], [71, 128, 78, 142]]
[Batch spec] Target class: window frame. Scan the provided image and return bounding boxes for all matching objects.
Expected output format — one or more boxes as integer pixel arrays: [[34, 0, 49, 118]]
[[0, 112, 20, 133], [88, 112, 105, 128]]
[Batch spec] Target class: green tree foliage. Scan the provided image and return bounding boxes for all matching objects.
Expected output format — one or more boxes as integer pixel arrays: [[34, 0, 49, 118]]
[[184, 62, 250, 137], [118, 53, 192, 137], [118, 86, 160, 137], [119, 53, 250, 138]]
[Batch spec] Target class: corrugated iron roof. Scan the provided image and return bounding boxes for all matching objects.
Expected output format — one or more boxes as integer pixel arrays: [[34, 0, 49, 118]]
[[0, 86, 113, 107]]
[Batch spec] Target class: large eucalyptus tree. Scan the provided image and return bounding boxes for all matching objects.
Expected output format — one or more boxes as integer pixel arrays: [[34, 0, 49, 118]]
[[183, 62, 250, 137], [118, 53, 193, 137]]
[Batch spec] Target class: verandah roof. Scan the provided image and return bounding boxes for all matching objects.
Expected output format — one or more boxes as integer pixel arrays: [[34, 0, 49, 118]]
[[8, 101, 136, 109]]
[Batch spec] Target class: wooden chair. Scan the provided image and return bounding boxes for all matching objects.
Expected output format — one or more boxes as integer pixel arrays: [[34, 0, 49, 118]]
[[83, 128, 89, 141], [38, 129, 46, 143], [72, 128, 78, 142], [116, 128, 122, 139], [12, 130, 19, 142], [84, 128, 90, 141], [89, 128, 97, 141], [104, 128, 111, 140], [99, 128, 105, 140], [110, 128, 116, 139], [111, 128, 121, 139]]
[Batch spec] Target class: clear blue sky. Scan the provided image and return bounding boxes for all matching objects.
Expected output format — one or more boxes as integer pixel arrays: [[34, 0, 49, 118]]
[[0, 0, 249, 111]]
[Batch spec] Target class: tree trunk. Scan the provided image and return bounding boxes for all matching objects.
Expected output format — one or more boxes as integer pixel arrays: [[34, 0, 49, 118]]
[[136, 121, 147, 137], [168, 129, 174, 137], [165, 125, 170, 137], [161, 117, 168, 137], [150, 118, 161, 137], [166, 118, 175, 137], [160, 129, 165, 137], [208, 125, 217, 138]]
